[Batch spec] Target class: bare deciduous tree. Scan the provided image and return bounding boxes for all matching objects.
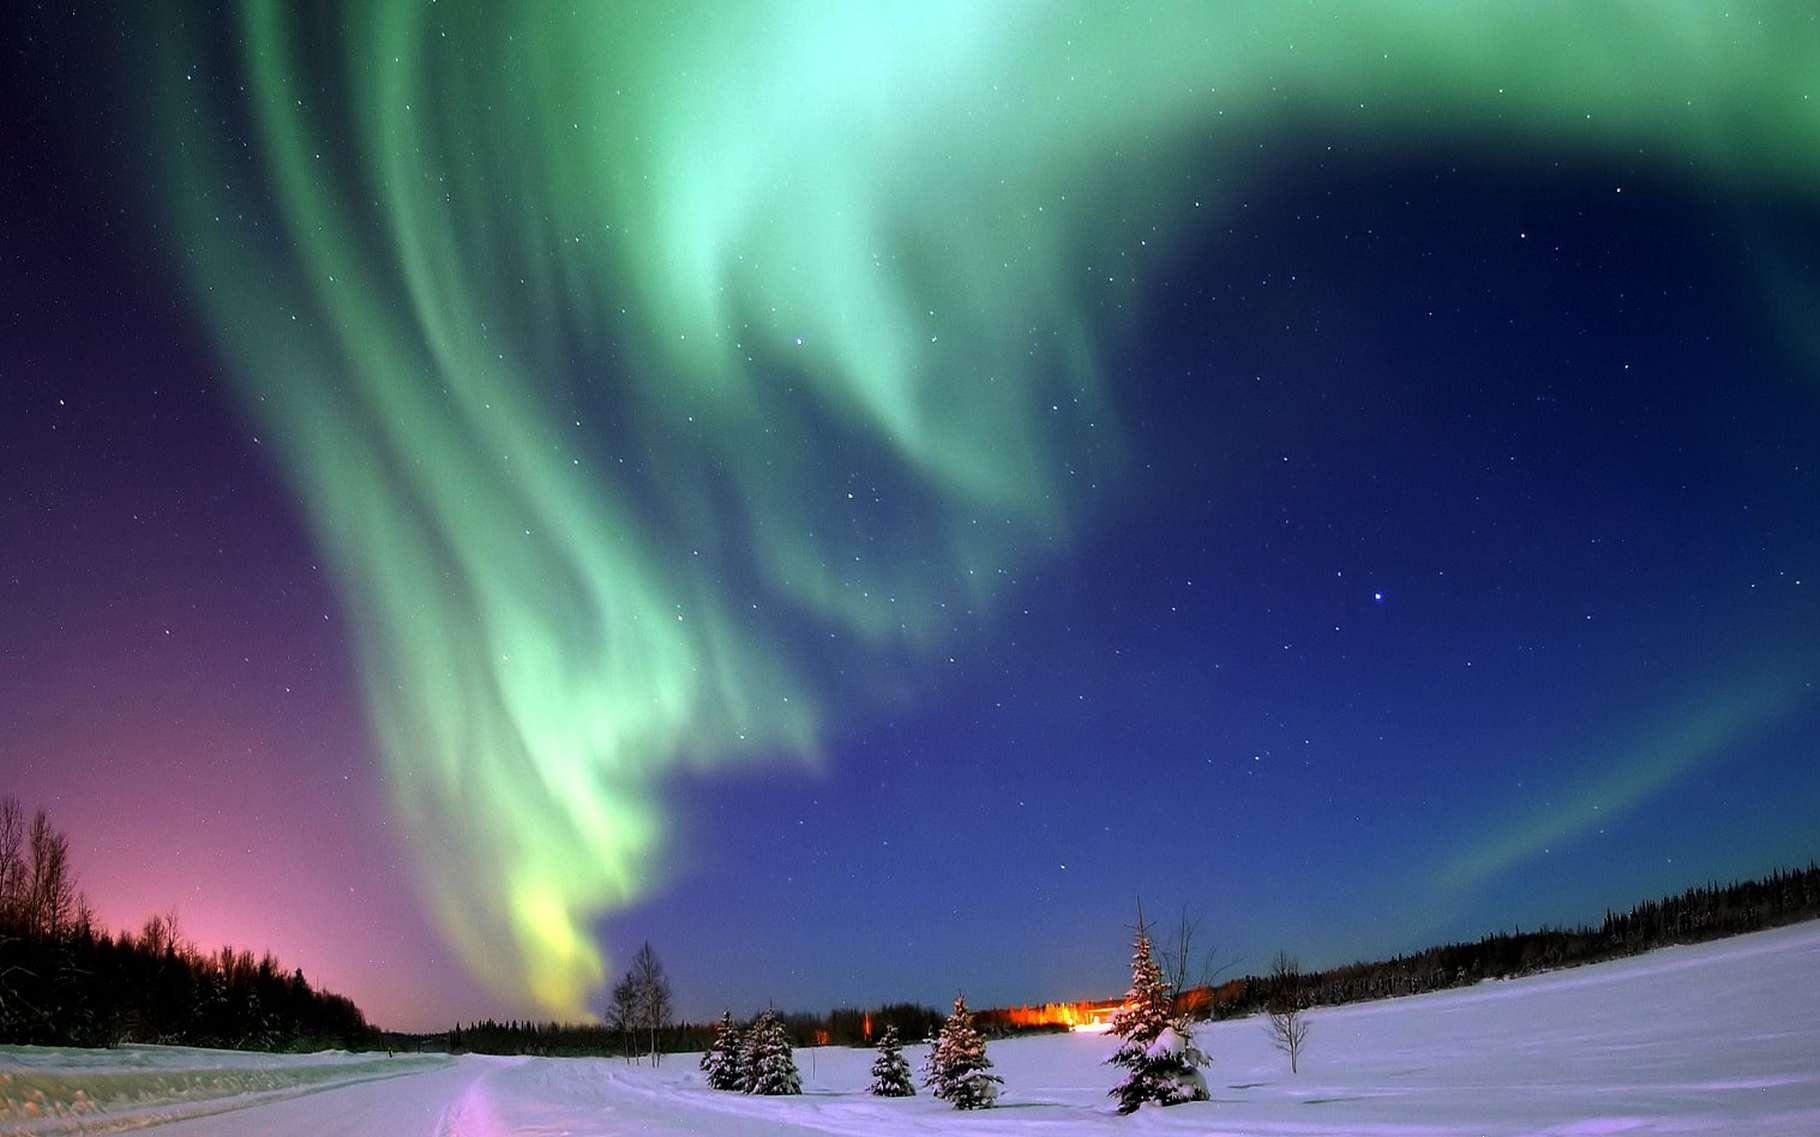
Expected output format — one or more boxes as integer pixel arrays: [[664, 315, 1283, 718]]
[[140, 908, 186, 958], [607, 942, 673, 1065], [26, 808, 74, 937], [607, 971, 639, 1062], [0, 797, 25, 930], [0, 796, 30, 1019], [1265, 949, 1311, 1074], [629, 941, 672, 1066], [1158, 906, 1241, 1018]]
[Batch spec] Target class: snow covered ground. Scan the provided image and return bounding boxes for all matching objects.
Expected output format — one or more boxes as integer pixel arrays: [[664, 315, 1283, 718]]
[[5, 919, 1818, 1135], [0, 1045, 451, 1133]]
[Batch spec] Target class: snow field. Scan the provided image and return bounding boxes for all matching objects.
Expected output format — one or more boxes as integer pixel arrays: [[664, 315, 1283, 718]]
[[3, 919, 1818, 1135]]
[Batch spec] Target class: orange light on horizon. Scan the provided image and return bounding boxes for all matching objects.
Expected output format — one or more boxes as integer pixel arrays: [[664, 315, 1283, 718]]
[[1001, 1000, 1126, 1032]]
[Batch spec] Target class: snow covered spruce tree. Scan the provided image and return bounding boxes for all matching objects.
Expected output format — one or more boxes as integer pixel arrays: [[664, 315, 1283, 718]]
[[701, 1011, 743, 1091], [868, 1024, 915, 1097], [1106, 909, 1209, 1113], [744, 1009, 802, 1095], [736, 1015, 763, 1092], [923, 995, 1002, 1109]]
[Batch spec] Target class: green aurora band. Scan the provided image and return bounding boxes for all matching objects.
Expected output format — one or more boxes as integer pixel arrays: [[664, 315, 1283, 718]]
[[1439, 671, 1807, 891], [148, 3, 1819, 1016]]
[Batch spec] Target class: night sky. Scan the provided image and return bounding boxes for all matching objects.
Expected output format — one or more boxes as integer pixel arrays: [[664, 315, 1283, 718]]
[[3, 5, 1818, 1032]]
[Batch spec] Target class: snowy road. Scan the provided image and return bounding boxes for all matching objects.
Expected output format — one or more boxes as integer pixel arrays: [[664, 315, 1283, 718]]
[[6, 919, 1819, 1135], [149, 1057, 495, 1136]]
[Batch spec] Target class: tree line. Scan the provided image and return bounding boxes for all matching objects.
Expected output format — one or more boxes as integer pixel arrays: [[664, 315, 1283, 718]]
[[433, 1001, 953, 1058], [1202, 862, 1820, 1021], [0, 797, 375, 1050]]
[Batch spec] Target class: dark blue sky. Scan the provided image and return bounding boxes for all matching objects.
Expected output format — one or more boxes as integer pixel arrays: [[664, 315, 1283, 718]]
[[632, 150, 1820, 1018], [3, 6, 1817, 1029]]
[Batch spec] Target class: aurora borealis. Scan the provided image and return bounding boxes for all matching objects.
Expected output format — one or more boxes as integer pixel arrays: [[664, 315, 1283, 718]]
[[3, 3, 1819, 1029]]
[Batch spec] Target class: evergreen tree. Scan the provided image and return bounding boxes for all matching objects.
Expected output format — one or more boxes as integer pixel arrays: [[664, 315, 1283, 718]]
[[744, 1009, 801, 1095], [867, 1024, 915, 1097], [701, 1010, 743, 1091], [1107, 911, 1209, 1113], [736, 1015, 763, 1092], [923, 995, 1002, 1109]]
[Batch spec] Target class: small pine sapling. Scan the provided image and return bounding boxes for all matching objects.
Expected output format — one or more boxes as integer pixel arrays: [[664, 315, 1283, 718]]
[[923, 995, 1003, 1109], [867, 1024, 916, 1096]]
